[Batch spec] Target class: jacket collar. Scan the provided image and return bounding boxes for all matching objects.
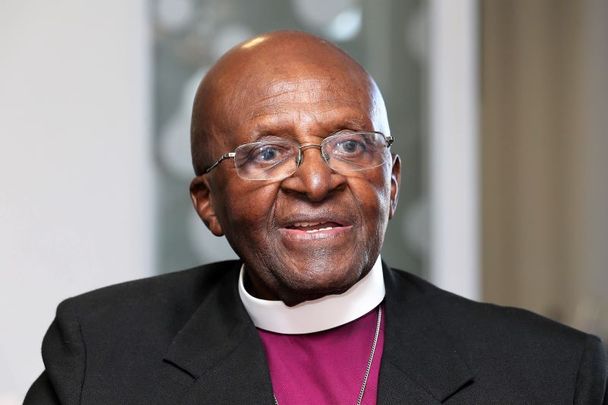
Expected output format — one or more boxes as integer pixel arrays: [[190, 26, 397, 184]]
[[379, 262, 474, 402], [163, 261, 275, 403], [164, 260, 474, 403]]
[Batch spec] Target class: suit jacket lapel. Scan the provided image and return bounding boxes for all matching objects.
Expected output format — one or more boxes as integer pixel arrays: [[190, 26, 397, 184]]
[[163, 261, 275, 404], [162, 260, 473, 403], [378, 263, 474, 403]]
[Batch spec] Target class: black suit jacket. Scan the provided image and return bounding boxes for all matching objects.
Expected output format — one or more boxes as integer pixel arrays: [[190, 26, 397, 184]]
[[25, 261, 607, 404]]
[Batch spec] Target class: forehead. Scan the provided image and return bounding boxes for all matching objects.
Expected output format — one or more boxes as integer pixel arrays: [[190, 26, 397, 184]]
[[222, 68, 376, 138], [254, 77, 369, 119], [256, 78, 349, 107]]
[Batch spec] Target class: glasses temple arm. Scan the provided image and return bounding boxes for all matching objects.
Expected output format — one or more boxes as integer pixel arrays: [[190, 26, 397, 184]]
[[204, 152, 236, 173]]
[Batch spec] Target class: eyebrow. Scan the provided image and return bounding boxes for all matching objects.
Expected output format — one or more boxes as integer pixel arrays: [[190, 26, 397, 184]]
[[246, 117, 373, 144]]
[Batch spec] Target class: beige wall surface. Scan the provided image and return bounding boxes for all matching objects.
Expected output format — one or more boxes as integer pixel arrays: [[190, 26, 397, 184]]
[[481, 0, 608, 339]]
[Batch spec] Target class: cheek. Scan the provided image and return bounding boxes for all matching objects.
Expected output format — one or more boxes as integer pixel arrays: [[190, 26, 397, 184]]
[[216, 181, 279, 235], [349, 171, 392, 220]]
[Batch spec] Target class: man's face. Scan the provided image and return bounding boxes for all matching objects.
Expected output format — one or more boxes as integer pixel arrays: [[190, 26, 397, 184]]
[[191, 50, 400, 305]]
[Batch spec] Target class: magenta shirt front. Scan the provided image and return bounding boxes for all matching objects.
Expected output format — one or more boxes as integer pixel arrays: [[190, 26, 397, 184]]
[[257, 305, 385, 405]]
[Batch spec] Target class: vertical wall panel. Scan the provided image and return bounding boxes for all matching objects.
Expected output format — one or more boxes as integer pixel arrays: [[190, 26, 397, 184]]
[[0, 1, 152, 401], [481, 0, 607, 338]]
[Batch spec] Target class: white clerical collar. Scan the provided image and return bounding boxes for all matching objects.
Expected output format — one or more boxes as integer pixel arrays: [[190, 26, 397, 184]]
[[238, 256, 385, 334]]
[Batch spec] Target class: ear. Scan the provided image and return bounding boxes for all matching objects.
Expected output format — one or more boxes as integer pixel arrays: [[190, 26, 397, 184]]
[[389, 154, 401, 219], [190, 175, 224, 236]]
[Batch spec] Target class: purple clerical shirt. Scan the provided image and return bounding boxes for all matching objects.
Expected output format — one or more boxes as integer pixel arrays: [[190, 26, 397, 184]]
[[257, 305, 385, 405]]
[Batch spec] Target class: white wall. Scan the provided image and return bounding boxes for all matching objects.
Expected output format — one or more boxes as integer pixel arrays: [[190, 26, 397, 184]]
[[428, 0, 480, 300], [0, 1, 152, 402]]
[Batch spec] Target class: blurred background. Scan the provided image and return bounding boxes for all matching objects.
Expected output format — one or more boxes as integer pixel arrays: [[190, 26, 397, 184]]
[[1, 0, 606, 402]]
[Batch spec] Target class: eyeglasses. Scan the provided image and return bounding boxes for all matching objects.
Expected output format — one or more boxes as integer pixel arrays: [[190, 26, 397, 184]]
[[203, 130, 393, 181]]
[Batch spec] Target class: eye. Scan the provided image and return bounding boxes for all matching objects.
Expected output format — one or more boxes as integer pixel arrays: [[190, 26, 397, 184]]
[[338, 140, 362, 153], [249, 143, 291, 164], [334, 138, 366, 156], [257, 146, 278, 161]]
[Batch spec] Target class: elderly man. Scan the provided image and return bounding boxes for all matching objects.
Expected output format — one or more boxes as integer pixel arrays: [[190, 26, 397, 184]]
[[26, 31, 606, 404]]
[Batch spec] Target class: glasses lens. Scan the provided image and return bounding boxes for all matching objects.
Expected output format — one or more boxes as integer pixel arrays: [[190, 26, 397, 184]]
[[323, 131, 390, 172], [233, 139, 298, 180]]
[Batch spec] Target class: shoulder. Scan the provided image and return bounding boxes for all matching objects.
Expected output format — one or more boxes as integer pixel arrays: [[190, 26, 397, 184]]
[[384, 267, 607, 401], [385, 266, 591, 344], [55, 260, 241, 336], [33, 260, 243, 404], [62, 260, 240, 306]]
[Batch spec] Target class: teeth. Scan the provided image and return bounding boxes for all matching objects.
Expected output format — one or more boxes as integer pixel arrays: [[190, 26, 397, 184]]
[[305, 227, 334, 233], [293, 222, 321, 228]]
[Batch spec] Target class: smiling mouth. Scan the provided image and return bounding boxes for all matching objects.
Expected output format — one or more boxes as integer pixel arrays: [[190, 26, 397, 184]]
[[279, 220, 353, 241], [286, 221, 343, 234]]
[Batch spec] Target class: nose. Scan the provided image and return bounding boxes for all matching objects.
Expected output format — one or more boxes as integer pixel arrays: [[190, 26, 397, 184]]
[[280, 145, 346, 202]]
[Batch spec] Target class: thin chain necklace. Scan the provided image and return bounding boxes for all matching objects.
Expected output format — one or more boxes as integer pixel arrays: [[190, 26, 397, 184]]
[[273, 306, 382, 405]]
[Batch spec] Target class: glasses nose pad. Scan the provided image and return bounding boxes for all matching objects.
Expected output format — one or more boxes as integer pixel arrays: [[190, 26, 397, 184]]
[[321, 148, 331, 164]]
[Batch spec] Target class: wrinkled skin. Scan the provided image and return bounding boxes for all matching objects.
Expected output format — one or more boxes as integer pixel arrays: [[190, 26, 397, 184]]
[[190, 32, 400, 306]]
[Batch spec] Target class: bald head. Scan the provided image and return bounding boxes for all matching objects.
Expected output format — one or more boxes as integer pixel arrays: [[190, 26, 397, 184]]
[[188, 31, 400, 304], [190, 31, 389, 175]]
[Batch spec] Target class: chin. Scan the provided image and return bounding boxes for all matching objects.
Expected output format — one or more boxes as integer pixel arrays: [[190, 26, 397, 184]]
[[276, 260, 364, 303]]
